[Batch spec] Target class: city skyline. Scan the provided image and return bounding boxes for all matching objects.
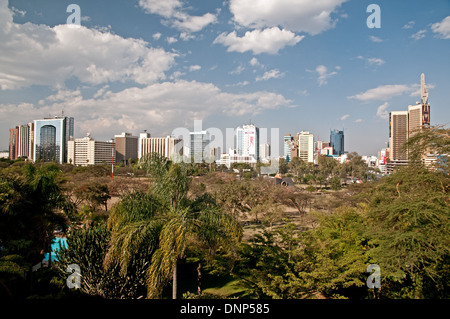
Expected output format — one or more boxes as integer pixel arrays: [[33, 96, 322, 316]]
[[1, 0, 450, 156]]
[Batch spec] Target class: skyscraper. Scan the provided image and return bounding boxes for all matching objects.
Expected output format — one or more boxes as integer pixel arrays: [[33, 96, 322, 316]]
[[190, 130, 210, 162], [388, 73, 431, 169], [236, 124, 259, 161], [297, 131, 314, 163], [9, 127, 19, 160], [330, 129, 344, 156], [389, 111, 409, 161], [284, 134, 293, 162], [33, 116, 74, 163]]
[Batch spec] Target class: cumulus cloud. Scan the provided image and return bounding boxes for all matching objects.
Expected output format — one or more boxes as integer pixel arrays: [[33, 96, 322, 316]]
[[229, 0, 348, 35], [214, 27, 304, 55], [411, 29, 426, 40], [0, 0, 176, 90], [138, 0, 217, 32], [313, 65, 338, 86], [0, 81, 294, 143], [340, 114, 350, 120], [348, 84, 414, 101], [431, 16, 450, 39], [376, 102, 389, 119], [256, 69, 285, 81], [367, 57, 385, 66]]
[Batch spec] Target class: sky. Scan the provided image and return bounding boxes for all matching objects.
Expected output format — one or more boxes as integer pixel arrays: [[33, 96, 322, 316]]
[[1, 0, 449, 156]]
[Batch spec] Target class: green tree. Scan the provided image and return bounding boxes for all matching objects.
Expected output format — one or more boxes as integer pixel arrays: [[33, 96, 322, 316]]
[[364, 166, 450, 298]]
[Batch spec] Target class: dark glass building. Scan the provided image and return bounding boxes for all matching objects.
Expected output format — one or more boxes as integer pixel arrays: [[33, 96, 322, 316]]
[[330, 129, 344, 156]]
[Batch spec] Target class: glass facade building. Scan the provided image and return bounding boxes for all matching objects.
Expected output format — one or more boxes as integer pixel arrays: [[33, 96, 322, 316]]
[[330, 129, 344, 156], [33, 117, 74, 163]]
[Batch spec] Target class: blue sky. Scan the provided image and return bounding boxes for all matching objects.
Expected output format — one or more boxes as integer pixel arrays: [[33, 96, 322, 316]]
[[1, 0, 449, 156]]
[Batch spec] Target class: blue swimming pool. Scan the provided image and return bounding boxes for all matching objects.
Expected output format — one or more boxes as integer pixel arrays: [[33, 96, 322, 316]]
[[44, 237, 67, 261]]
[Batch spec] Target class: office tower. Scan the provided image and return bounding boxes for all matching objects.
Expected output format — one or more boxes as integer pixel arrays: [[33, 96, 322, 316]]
[[114, 132, 138, 165], [68, 135, 114, 166], [33, 116, 74, 163], [190, 130, 210, 162], [17, 124, 30, 158], [296, 131, 314, 163], [140, 135, 183, 160], [330, 129, 344, 156], [9, 127, 19, 160], [236, 124, 260, 161], [284, 134, 293, 162], [389, 111, 409, 161]]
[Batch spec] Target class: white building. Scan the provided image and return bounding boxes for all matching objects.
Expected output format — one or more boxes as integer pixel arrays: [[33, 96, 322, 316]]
[[236, 124, 259, 161], [297, 131, 314, 163], [68, 135, 114, 166], [139, 135, 183, 161], [217, 153, 257, 168]]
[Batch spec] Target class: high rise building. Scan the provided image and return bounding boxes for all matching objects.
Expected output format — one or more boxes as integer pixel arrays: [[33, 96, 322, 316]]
[[190, 130, 210, 162], [33, 116, 74, 163], [114, 132, 138, 165], [139, 135, 183, 160], [284, 134, 293, 162], [389, 111, 409, 162], [236, 124, 259, 161], [388, 73, 431, 170], [68, 135, 114, 166], [9, 127, 19, 160], [330, 129, 344, 156], [296, 131, 314, 163]]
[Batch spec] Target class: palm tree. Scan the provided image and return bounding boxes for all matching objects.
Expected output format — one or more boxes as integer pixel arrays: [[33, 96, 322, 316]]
[[106, 153, 242, 299]]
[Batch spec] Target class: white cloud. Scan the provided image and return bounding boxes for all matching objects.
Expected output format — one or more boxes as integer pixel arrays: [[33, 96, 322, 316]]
[[0, 81, 294, 143], [189, 65, 201, 72], [411, 29, 426, 40], [349, 85, 414, 102], [354, 118, 364, 123], [256, 69, 285, 81], [0, 1, 176, 90], [229, 65, 245, 75], [376, 102, 389, 119], [214, 27, 304, 55], [11, 6, 26, 17], [431, 16, 450, 39], [138, 0, 217, 32], [152, 32, 162, 40], [369, 35, 383, 42], [229, 0, 348, 35], [314, 65, 338, 86], [367, 57, 385, 66], [166, 36, 178, 43], [249, 57, 260, 67], [402, 21, 415, 29], [340, 114, 350, 120]]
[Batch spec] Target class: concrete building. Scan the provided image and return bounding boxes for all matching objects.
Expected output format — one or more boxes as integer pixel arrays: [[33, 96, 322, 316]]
[[389, 111, 409, 162], [68, 135, 114, 166], [217, 153, 257, 169], [9, 127, 19, 160], [236, 124, 259, 161], [114, 132, 138, 165], [296, 131, 314, 163], [139, 135, 183, 161]]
